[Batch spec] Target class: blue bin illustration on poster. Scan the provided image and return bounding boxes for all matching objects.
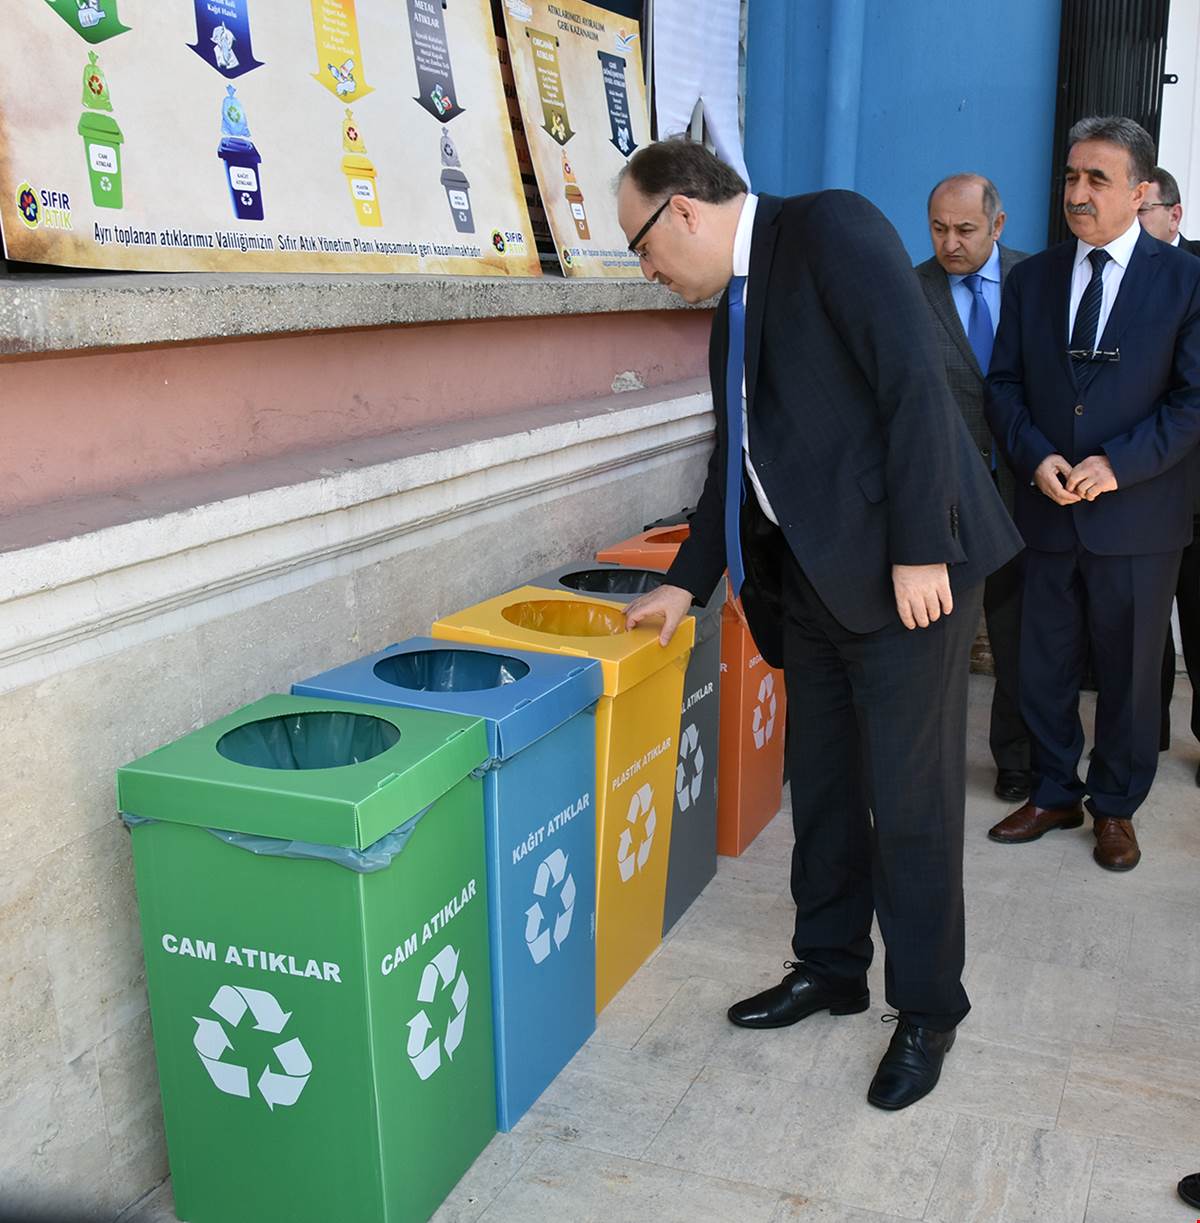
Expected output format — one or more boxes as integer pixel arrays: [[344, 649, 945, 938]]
[[293, 637, 601, 1130], [216, 84, 264, 221]]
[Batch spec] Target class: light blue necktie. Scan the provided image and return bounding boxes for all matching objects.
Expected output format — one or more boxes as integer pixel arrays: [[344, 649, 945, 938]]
[[724, 276, 748, 597], [963, 272, 996, 472]]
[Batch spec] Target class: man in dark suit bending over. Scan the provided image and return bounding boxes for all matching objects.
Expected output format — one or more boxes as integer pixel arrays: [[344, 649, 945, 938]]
[[616, 139, 1020, 1110], [986, 118, 1200, 868], [916, 174, 1031, 803]]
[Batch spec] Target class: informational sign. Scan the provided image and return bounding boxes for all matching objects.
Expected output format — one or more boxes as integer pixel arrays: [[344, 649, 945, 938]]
[[0, 1, 540, 275], [501, 0, 650, 278]]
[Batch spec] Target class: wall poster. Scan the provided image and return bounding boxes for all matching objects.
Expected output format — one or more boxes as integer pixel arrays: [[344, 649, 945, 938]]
[[0, 1, 541, 275], [500, 0, 650, 278]]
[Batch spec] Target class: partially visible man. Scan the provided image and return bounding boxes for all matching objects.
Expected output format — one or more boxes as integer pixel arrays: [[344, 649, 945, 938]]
[[986, 117, 1200, 870], [615, 139, 1020, 1110], [1137, 165, 1200, 783], [917, 174, 1031, 802]]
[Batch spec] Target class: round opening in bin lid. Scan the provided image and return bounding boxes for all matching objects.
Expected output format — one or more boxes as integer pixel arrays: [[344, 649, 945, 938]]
[[373, 648, 530, 692], [645, 527, 690, 544], [558, 568, 665, 597], [216, 711, 399, 770], [501, 599, 625, 637]]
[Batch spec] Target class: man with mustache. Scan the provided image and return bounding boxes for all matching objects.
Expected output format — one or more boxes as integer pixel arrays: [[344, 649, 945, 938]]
[[616, 139, 1021, 1108], [986, 116, 1200, 869]]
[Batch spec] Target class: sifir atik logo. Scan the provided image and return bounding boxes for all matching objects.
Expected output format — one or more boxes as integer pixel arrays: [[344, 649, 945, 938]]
[[15, 180, 73, 231]]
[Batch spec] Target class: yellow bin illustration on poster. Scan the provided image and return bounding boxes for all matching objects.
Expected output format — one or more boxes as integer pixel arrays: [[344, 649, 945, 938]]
[[433, 586, 693, 1012]]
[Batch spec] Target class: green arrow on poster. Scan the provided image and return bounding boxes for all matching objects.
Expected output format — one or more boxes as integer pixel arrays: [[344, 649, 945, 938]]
[[526, 28, 574, 145], [44, 0, 130, 43]]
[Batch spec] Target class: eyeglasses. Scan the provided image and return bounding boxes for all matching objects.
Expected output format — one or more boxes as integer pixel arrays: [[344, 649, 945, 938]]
[[627, 196, 671, 256], [1137, 202, 1176, 214], [1067, 347, 1120, 363]]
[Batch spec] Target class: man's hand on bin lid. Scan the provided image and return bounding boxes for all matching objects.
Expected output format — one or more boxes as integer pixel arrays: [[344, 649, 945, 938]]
[[625, 584, 693, 647]]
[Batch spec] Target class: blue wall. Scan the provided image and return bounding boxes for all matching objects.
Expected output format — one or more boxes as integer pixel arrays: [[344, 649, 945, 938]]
[[744, 0, 1062, 259]]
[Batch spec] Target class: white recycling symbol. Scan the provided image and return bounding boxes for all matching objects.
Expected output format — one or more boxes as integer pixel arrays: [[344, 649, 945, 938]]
[[193, 984, 312, 1111], [752, 672, 778, 750], [99, 175, 113, 192], [675, 723, 704, 811], [524, 846, 576, 965], [405, 944, 469, 1082], [240, 191, 254, 206], [616, 782, 656, 883]]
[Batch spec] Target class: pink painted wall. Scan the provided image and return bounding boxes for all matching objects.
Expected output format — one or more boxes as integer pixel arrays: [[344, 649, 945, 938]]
[[0, 310, 710, 513]]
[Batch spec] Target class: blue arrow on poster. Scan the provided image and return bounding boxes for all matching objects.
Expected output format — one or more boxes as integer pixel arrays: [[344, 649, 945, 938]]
[[188, 0, 264, 79], [597, 52, 637, 158]]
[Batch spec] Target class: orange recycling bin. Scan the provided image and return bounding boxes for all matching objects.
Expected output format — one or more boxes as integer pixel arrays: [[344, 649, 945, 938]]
[[597, 527, 787, 857], [432, 587, 693, 1013]]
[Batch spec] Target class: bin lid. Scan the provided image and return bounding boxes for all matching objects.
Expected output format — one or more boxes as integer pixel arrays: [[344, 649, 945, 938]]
[[596, 526, 690, 572], [341, 152, 376, 177], [77, 111, 124, 143], [116, 694, 488, 849], [527, 560, 724, 644], [217, 136, 261, 165], [440, 167, 470, 189], [431, 585, 694, 697], [293, 637, 603, 762]]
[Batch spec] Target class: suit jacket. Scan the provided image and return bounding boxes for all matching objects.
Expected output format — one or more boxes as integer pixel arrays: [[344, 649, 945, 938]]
[[915, 245, 1028, 512], [665, 191, 1022, 658], [1176, 236, 1200, 513], [986, 228, 1200, 554]]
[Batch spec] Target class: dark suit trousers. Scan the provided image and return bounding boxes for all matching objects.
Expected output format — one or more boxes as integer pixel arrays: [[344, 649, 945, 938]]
[[983, 551, 1030, 774], [1022, 544, 1182, 819], [742, 500, 979, 1028], [1159, 519, 1200, 747]]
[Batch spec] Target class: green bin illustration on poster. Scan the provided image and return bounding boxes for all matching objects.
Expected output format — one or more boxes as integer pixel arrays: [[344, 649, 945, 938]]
[[118, 695, 496, 1223]]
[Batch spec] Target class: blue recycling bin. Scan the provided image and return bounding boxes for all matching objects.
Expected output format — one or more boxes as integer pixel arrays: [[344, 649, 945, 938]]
[[293, 638, 601, 1130]]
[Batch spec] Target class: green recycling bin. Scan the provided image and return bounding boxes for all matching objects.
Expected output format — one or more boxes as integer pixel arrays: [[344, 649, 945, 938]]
[[117, 694, 496, 1223], [78, 110, 124, 208]]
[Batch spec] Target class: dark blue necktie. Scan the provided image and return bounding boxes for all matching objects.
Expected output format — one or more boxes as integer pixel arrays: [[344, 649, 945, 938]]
[[724, 276, 747, 597], [963, 273, 997, 472], [1070, 248, 1111, 382]]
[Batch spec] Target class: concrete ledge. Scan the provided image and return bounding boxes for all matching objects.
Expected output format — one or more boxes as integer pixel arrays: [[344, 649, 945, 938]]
[[0, 381, 715, 694], [0, 270, 702, 355]]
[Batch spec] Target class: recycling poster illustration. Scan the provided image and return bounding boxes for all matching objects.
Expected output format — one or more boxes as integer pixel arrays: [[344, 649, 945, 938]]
[[501, 0, 648, 278], [0, 1, 541, 275]]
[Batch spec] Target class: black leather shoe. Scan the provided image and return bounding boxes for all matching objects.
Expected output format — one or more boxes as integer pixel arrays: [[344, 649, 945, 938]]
[[1179, 1173, 1200, 1209], [727, 964, 869, 1029], [993, 770, 1031, 802], [866, 1015, 956, 1110]]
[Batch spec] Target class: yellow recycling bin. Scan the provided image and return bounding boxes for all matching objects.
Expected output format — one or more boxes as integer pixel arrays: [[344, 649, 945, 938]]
[[433, 587, 693, 1012]]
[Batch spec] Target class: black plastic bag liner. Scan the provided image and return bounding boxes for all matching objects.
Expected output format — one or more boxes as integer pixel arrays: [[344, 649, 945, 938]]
[[215, 711, 400, 770], [557, 568, 665, 596], [121, 807, 430, 873], [373, 648, 530, 693], [500, 599, 626, 637]]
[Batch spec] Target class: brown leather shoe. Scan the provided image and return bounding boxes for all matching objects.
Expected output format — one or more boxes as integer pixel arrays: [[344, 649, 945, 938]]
[[987, 801, 1084, 844], [1093, 817, 1141, 871]]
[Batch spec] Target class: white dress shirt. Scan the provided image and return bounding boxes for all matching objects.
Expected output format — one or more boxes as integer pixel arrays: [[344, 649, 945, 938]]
[[731, 193, 780, 523], [1171, 233, 1181, 247], [1068, 216, 1141, 348]]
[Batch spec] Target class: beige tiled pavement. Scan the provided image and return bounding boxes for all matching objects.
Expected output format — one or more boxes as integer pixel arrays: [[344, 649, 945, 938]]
[[117, 676, 1200, 1222]]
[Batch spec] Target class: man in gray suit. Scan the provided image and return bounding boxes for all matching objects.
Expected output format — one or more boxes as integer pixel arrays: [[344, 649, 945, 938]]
[[916, 174, 1031, 801]]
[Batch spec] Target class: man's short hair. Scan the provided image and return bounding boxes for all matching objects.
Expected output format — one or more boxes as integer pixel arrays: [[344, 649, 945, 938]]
[[1067, 115, 1156, 185], [619, 136, 747, 204], [927, 173, 1003, 225], [1149, 165, 1182, 207]]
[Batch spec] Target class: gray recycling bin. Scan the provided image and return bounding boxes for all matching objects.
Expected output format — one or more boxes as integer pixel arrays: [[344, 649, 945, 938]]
[[527, 560, 724, 934]]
